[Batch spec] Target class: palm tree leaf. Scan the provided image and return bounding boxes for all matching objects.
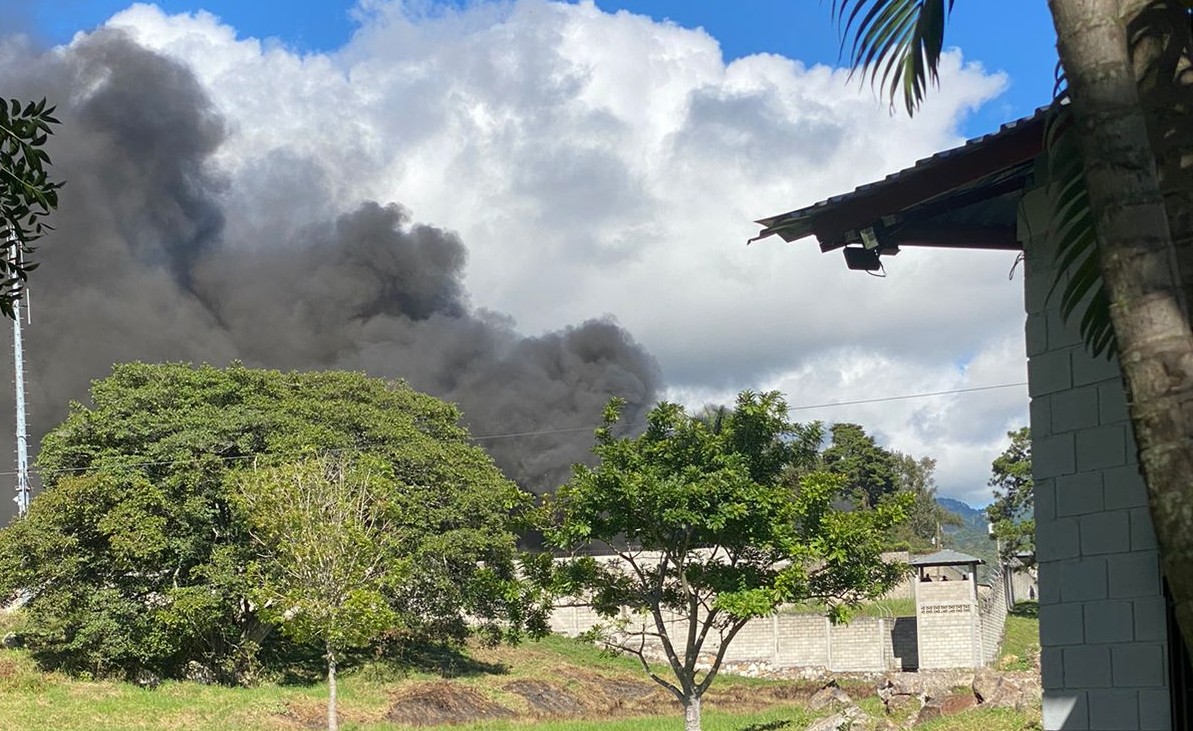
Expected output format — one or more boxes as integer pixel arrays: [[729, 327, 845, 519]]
[[833, 0, 953, 114], [1043, 90, 1115, 357]]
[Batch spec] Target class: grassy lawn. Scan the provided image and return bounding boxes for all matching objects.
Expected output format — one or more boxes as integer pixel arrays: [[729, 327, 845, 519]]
[[0, 629, 1041, 731], [998, 601, 1041, 671], [0, 635, 819, 731], [918, 706, 1043, 731]]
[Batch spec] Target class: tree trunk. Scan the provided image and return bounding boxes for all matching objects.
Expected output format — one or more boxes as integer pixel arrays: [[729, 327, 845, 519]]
[[1049, 0, 1193, 654], [683, 693, 701, 731], [327, 647, 339, 731]]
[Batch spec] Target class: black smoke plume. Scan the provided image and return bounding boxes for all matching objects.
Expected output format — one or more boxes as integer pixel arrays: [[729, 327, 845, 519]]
[[0, 30, 661, 521]]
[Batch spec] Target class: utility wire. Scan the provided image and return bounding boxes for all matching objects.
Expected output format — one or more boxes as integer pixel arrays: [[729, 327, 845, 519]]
[[9, 381, 1028, 479], [786, 381, 1027, 412]]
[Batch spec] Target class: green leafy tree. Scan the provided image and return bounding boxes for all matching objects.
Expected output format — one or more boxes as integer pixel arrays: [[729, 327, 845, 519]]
[[543, 392, 908, 731], [0, 363, 536, 681], [826, 0, 1193, 656], [985, 427, 1034, 564], [820, 422, 898, 508], [889, 452, 962, 551], [1, 97, 62, 318], [235, 456, 402, 731]]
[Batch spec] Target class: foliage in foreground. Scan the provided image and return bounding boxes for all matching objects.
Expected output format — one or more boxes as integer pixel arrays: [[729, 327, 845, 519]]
[[543, 391, 910, 731], [236, 455, 406, 731], [0, 97, 62, 318], [0, 363, 538, 683]]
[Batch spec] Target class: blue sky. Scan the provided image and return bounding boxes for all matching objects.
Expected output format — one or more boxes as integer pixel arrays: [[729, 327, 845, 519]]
[[26, 0, 1058, 137]]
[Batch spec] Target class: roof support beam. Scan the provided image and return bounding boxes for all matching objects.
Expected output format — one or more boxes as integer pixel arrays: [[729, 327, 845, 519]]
[[889, 223, 1021, 250]]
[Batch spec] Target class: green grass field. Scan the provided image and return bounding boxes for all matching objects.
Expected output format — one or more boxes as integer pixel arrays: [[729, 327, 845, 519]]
[[0, 617, 1042, 731], [998, 601, 1041, 671]]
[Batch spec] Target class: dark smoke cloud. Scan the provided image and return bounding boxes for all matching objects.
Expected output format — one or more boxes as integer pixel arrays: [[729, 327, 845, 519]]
[[0, 30, 661, 521]]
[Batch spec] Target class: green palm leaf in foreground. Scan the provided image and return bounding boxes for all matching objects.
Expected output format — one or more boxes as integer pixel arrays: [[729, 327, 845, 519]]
[[831, 0, 1112, 357], [1043, 86, 1114, 357], [832, 0, 954, 115]]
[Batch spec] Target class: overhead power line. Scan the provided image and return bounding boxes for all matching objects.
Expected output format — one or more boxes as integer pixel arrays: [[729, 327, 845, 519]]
[[5, 381, 1028, 479], [785, 381, 1028, 412]]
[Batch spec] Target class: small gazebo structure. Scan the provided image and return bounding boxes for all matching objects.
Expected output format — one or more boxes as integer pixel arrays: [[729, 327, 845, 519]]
[[909, 549, 983, 584], [909, 549, 985, 669]]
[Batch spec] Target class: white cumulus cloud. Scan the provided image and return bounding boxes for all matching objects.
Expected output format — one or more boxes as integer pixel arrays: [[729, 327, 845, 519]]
[[96, 0, 1027, 503]]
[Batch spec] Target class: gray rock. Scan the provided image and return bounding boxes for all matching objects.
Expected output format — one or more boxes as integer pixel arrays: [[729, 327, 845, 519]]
[[804, 705, 864, 731], [134, 670, 161, 690], [183, 660, 217, 685], [972, 668, 1041, 710], [882, 693, 922, 716], [808, 684, 854, 711]]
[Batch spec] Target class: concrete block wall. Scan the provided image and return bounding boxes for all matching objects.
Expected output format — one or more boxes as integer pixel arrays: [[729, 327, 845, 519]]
[[915, 575, 980, 668], [888, 616, 919, 670], [548, 603, 606, 635], [547, 601, 925, 672], [918, 606, 979, 669], [1020, 188, 1170, 731], [1010, 568, 1039, 604], [721, 615, 780, 663], [919, 580, 974, 603], [776, 614, 832, 668], [980, 565, 1010, 665], [828, 618, 886, 671]]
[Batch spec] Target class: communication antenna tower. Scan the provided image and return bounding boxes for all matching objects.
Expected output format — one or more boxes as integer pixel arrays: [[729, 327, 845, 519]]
[[7, 234, 30, 517]]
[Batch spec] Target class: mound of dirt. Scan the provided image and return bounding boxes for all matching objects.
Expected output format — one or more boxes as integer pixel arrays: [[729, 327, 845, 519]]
[[504, 679, 584, 716], [388, 682, 515, 726], [278, 701, 329, 730], [555, 667, 658, 701], [556, 666, 665, 712]]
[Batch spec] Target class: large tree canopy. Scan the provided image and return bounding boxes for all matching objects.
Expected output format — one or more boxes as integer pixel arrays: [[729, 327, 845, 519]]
[[0, 363, 535, 682], [820, 422, 897, 508]]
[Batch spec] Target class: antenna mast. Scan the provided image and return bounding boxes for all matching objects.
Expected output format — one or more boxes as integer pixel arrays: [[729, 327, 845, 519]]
[[8, 236, 30, 517]]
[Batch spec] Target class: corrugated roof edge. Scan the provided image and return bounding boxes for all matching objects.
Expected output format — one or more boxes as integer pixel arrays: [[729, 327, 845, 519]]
[[751, 105, 1051, 244], [908, 548, 986, 567]]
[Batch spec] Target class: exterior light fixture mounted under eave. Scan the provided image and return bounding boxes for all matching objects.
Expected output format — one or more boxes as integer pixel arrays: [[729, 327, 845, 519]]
[[843, 220, 900, 271]]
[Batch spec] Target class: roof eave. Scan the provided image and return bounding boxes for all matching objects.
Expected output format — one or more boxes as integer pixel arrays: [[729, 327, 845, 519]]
[[753, 108, 1048, 248]]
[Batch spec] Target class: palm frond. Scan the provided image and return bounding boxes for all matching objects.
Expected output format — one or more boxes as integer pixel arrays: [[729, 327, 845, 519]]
[[832, 0, 954, 115], [1043, 69, 1115, 358]]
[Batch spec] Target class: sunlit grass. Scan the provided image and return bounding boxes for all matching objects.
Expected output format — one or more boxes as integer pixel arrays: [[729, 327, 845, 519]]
[[0, 629, 1041, 731], [998, 601, 1040, 671]]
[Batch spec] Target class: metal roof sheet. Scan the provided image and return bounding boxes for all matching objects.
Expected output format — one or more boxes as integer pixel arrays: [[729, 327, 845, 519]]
[[753, 106, 1050, 245], [908, 548, 986, 567]]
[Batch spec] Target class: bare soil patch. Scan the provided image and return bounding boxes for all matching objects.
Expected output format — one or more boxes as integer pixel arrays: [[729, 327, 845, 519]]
[[276, 701, 330, 730], [503, 679, 584, 716], [555, 666, 672, 714], [387, 682, 515, 726]]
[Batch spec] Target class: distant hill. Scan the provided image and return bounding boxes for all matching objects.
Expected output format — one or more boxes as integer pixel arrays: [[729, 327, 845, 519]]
[[937, 497, 987, 530], [936, 497, 998, 579]]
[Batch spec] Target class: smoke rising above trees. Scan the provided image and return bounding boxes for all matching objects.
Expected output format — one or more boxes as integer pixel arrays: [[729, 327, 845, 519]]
[[0, 29, 660, 514]]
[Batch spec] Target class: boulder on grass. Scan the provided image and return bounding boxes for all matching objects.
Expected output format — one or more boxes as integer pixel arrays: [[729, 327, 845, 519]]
[[972, 668, 1041, 710], [808, 683, 854, 711], [915, 693, 976, 725]]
